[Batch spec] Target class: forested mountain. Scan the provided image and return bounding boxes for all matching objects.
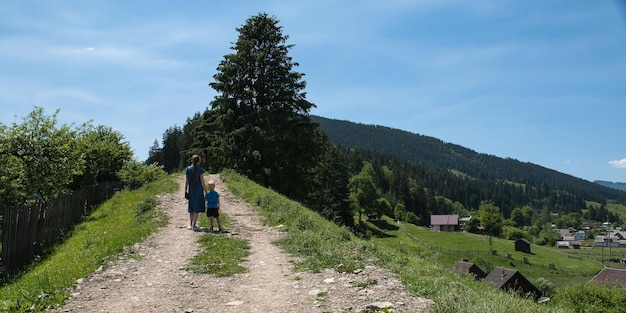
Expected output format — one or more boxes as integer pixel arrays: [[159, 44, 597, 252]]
[[311, 115, 626, 216], [594, 180, 626, 191]]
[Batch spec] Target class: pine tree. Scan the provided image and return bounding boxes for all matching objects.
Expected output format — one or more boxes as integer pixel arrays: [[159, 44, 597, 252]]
[[196, 13, 321, 200]]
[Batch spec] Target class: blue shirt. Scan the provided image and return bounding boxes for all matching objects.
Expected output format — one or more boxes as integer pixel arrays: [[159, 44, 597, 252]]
[[206, 190, 219, 209]]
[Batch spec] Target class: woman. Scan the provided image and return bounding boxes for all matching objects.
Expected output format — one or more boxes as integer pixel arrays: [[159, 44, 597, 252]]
[[184, 154, 206, 231]]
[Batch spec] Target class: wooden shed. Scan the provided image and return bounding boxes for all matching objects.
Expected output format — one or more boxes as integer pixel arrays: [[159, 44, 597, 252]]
[[484, 267, 542, 300], [514, 238, 532, 253], [454, 259, 486, 280]]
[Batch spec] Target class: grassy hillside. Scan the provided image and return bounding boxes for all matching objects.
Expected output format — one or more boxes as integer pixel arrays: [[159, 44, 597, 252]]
[[377, 219, 603, 289], [221, 170, 578, 312]]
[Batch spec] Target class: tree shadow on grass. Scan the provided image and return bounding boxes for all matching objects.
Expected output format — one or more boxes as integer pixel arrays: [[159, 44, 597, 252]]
[[364, 219, 399, 238]]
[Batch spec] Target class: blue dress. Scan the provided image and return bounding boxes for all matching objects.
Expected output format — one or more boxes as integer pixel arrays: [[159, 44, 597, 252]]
[[185, 165, 206, 213]]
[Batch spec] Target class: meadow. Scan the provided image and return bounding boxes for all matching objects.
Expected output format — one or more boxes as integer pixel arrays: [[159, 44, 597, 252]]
[[373, 219, 606, 289]]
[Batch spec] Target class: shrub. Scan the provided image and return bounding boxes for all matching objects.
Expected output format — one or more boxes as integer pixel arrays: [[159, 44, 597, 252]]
[[554, 283, 626, 312], [118, 161, 166, 189]]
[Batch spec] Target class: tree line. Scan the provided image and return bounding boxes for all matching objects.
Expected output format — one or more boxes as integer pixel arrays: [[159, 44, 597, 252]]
[[0, 107, 165, 215]]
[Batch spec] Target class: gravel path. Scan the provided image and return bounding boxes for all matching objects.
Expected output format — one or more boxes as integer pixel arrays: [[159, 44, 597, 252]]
[[52, 174, 433, 313]]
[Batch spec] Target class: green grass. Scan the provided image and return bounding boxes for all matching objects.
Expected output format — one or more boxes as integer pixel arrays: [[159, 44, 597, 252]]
[[3, 169, 623, 312], [395, 221, 602, 288], [186, 214, 251, 277], [0, 176, 177, 312], [219, 169, 574, 313]]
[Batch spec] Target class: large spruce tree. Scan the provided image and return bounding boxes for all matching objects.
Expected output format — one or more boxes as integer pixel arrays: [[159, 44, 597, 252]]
[[194, 13, 321, 200]]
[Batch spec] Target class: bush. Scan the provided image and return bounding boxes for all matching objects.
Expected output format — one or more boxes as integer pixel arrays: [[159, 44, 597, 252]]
[[535, 277, 555, 297], [117, 160, 166, 189], [502, 226, 530, 241], [554, 283, 626, 312]]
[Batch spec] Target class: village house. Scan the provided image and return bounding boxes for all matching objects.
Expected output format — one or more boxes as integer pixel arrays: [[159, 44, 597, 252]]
[[588, 267, 626, 288], [453, 259, 486, 280], [557, 240, 581, 249], [484, 267, 542, 300], [430, 214, 459, 232], [595, 235, 620, 247], [573, 230, 586, 241]]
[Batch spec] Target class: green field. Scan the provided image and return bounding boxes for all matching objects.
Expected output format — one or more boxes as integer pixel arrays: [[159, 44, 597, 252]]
[[369, 216, 610, 290]]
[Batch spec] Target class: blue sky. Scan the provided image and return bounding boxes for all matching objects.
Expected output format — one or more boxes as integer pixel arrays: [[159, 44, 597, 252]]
[[1, 1, 625, 183]]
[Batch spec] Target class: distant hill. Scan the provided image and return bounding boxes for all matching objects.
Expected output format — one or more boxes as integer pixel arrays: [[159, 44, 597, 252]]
[[311, 115, 626, 207], [594, 180, 626, 191]]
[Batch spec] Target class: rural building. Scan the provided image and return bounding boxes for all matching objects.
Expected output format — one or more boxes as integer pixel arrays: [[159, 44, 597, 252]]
[[557, 241, 570, 249], [514, 238, 532, 253], [459, 216, 472, 228], [556, 240, 581, 249], [453, 259, 486, 280], [484, 267, 542, 300], [430, 214, 459, 232], [595, 236, 620, 247], [555, 229, 570, 239], [588, 267, 626, 288], [573, 230, 586, 241]]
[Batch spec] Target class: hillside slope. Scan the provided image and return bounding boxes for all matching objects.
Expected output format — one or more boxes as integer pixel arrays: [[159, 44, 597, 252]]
[[594, 180, 626, 191], [312, 115, 626, 207]]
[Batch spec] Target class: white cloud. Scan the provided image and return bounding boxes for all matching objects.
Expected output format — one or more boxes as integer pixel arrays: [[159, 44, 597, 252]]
[[37, 88, 102, 104], [608, 158, 626, 169]]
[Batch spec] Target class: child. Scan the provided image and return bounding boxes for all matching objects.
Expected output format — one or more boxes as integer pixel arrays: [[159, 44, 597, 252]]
[[205, 180, 222, 232]]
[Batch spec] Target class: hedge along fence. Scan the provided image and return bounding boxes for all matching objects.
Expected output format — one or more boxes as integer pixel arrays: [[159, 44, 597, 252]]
[[1, 182, 122, 276]]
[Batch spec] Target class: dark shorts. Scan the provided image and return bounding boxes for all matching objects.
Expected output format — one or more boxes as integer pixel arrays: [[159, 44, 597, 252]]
[[207, 208, 219, 217]]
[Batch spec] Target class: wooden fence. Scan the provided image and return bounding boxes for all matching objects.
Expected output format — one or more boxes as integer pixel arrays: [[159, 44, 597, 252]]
[[1, 182, 122, 276]]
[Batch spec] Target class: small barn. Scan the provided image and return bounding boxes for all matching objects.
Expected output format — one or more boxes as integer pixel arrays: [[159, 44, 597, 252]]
[[514, 238, 532, 253], [484, 267, 542, 300], [454, 259, 486, 280], [588, 267, 626, 288], [431, 215, 459, 232]]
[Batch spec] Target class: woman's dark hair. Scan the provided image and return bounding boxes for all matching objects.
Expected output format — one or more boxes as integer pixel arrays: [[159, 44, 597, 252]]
[[191, 155, 200, 177]]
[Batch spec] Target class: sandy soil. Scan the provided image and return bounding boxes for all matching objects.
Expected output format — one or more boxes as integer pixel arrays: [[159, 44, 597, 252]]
[[51, 174, 433, 313]]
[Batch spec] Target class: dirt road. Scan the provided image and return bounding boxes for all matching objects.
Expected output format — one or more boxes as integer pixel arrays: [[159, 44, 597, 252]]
[[53, 174, 432, 313]]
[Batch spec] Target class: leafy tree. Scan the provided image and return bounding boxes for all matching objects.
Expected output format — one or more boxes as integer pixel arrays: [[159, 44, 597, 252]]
[[502, 225, 530, 241], [394, 203, 406, 220], [72, 124, 133, 188], [371, 197, 392, 220], [349, 162, 379, 223], [194, 12, 321, 200], [463, 216, 481, 233], [404, 211, 420, 225], [479, 200, 503, 254], [510, 207, 525, 227], [0, 107, 84, 207]]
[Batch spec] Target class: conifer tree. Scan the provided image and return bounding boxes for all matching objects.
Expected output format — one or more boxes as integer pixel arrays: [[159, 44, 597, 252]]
[[194, 13, 321, 200]]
